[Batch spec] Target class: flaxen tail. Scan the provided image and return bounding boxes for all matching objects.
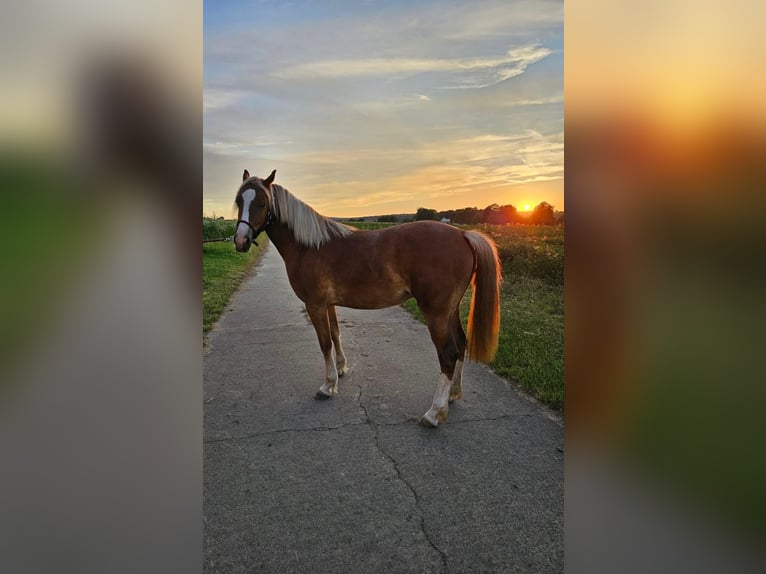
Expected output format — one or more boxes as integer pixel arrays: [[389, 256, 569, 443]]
[[463, 230, 502, 363]]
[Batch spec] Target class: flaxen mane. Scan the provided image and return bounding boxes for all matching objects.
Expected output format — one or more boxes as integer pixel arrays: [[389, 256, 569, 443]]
[[268, 183, 354, 248]]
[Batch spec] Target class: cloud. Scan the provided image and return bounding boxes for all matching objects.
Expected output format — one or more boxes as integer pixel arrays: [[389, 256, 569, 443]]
[[203, 89, 245, 112], [203, 138, 293, 157], [272, 44, 552, 90]]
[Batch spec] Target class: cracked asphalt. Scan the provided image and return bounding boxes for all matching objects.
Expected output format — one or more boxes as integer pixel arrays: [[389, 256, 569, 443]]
[[204, 245, 564, 573]]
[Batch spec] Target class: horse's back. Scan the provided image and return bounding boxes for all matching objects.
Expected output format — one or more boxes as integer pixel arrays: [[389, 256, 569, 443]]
[[327, 220, 468, 258], [370, 220, 467, 247], [382, 220, 474, 267]]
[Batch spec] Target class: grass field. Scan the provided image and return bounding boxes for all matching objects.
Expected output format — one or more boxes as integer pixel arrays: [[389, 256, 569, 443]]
[[472, 224, 563, 409], [203, 218, 267, 334]]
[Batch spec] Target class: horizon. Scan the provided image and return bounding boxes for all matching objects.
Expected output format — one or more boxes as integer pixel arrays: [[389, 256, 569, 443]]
[[203, 200, 564, 221], [204, 1, 563, 218]]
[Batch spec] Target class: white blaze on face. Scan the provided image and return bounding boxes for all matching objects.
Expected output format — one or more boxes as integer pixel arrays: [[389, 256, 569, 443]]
[[236, 188, 256, 238]]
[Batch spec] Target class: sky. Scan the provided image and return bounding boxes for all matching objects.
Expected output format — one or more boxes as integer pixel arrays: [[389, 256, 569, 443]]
[[203, 0, 563, 218]]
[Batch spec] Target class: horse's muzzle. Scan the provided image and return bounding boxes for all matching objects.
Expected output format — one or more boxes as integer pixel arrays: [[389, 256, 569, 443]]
[[234, 234, 251, 252]]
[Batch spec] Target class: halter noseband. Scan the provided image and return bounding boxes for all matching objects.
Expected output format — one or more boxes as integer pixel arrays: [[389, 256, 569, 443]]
[[237, 207, 273, 246]]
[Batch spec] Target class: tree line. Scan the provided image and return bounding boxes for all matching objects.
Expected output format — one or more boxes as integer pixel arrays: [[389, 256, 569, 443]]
[[413, 201, 560, 225]]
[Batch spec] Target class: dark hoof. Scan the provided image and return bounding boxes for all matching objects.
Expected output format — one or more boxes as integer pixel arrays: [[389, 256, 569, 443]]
[[314, 391, 332, 400]]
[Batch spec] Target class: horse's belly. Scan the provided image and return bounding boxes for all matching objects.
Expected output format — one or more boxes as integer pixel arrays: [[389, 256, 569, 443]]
[[333, 281, 411, 310]]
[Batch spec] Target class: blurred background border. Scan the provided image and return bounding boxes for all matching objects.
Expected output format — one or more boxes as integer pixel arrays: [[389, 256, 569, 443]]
[[0, 1, 763, 572]]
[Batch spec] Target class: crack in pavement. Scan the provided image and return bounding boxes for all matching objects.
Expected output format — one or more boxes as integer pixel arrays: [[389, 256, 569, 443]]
[[203, 421, 367, 444], [445, 413, 532, 425], [204, 411, 534, 445], [356, 382, 449, 574]]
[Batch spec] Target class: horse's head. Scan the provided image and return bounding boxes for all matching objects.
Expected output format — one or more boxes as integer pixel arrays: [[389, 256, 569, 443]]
[[234, 169, 276, 252]]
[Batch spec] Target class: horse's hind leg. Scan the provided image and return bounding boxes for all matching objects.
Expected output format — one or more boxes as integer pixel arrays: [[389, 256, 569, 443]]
[[328, 305, 348, 376], [420, 312, 461, 427], [306, 303, 339, 399], [449, 310, 467, 403]]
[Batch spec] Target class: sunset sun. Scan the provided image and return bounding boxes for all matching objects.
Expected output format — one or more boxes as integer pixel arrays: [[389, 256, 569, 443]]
[[523, 204, 531, 211]]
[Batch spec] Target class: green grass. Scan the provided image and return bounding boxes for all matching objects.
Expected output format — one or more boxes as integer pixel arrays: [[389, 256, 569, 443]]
[[203, 217, 237, 240], [491, 275, 563, 408], [203, 235, 267, 334]]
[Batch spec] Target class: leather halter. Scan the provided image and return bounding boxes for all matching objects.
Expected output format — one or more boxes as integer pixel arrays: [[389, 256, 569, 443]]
[[237, 208, 273, 246]]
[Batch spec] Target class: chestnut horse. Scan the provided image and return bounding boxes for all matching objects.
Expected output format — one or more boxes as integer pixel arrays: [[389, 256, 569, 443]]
[[234, 170, 501, 426]]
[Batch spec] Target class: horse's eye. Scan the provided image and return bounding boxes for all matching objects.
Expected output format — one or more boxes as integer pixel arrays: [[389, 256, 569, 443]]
[[256, 201, 266, 208]]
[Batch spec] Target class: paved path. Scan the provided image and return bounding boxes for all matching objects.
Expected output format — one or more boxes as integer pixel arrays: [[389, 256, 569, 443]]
[[204, 245, 563, 573]]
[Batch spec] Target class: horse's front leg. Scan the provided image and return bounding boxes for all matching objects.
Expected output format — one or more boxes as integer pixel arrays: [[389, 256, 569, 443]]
[[306, 303, 338, 399]]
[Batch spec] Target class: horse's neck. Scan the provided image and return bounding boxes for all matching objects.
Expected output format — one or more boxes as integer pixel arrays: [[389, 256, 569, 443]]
[[265, 220, 302, 261], [267, 186, 300, 259]]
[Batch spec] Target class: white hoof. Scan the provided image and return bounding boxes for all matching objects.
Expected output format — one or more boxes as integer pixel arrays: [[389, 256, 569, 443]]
[[318, 380, 337, 396], [419, 410, 440, 427]]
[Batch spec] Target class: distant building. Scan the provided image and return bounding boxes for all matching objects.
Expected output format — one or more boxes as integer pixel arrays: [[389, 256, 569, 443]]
[[440, 217, 451, 224]]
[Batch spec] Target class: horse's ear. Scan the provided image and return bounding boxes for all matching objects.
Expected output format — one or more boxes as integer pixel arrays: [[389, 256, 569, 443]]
[[263, 169, 276, 187], [242, 169, 250, 182]]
